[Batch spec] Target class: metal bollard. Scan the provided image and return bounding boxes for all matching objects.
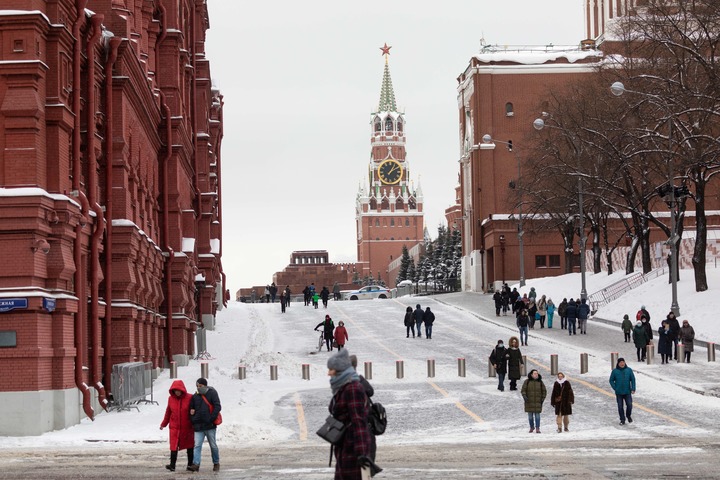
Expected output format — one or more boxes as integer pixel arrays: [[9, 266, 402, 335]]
[[646, 342, 655, 365], [611, 352, 618, 370], [488, 361, 496, 378], [709, 343, 716, 362], [677, 344, 685, 363], [550, 354, 558, 375], [364, 361, 373, 380], [170, 361, 177, 379], [457, 357, 466, 377], [580, 353, 588, 374], [302, 363, 310, 380], [427, 358, 435, 378], [270, 364, 278, 381], [520, 355, 527, 376], [396, 360, 404, 379], [238, 365, 246, 380], [201, 362, 209, 379]]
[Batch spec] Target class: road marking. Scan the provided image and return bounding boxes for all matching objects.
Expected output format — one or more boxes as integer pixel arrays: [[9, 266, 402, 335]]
[[294, 392, 307, 441], [427, 381, 485, 424]]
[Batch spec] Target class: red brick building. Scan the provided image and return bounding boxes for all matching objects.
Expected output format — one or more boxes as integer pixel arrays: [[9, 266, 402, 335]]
[[0, 0, 224, 435], [356, 47, 424, 287]]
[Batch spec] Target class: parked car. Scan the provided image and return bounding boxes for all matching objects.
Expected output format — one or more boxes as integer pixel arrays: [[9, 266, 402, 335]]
[[344, 285, 391, 300]]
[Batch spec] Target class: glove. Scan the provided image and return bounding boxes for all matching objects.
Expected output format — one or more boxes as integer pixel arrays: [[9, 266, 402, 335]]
[[522, 395, 528, 402], [358, 455, 383, 477]]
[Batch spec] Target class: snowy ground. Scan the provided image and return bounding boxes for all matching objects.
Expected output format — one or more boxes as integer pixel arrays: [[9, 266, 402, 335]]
[[1, 268, 719, 479]]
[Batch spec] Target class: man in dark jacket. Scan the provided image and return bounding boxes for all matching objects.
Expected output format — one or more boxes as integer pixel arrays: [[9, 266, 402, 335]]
[[423, 307, 435, 339], [565, 299, 578, 336], [666, 312, 681, 359], [188, 378, 221, 472], [577, 298, 591, 334], [489, 340, 508, 391], [315, 315, 335, 351], [558, 298, 568, 330], [413, 304, 424, 338]]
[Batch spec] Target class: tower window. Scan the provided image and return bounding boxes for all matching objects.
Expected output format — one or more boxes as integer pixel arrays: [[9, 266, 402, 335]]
[[397, 120, 403, 132], [374, 119, 381, 132], [390, 218, 395, 226], [405, 218, 409, 226], [385, 117, 393, 131], [505, 102, 514, 117], [375, 219, 380, 227]]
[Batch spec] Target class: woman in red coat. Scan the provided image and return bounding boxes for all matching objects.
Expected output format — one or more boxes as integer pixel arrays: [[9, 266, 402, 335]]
[[334, 321, 349, 350], [160, 379, 194, 471]]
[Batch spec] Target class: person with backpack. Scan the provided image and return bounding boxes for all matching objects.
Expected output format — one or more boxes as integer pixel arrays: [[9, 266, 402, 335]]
[[403, 306, 415, 338], [565, 299, 578, 336], [423, 307, 435, 339], [413, 304, 424, 338], [315, 315, 335, 352], [187, 378, 221, 472]]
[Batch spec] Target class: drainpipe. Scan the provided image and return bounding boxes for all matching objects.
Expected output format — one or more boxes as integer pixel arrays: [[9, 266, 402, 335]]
[[102, 35, 121, 402], [86, 13, 108, 411], [157, 0, 175, 365], [72, 0, 94, 421], [190, 1, 203, 319]]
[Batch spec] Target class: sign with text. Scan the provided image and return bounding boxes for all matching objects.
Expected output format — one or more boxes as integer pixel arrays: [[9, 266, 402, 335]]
[[0, 298, 27, 313], [43, 297, 56, 312]]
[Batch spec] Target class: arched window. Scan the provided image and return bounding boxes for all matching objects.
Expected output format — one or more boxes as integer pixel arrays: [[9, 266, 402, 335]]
[[405, 218, 409, 226], [375, 218, 380, 227], [505, 102, 514, 116], [390, 218, 395, 226], [374, 118, 381, 132], [385, 117, 393, 131], [390, 237, 395, 240], [397, 120, 403, 132]]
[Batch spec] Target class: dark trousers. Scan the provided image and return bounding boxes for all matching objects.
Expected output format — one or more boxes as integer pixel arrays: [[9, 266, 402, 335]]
[[416, 321, 423, 337], [624, 331, 631, 342], [636, 347, 643, 361], [325, 338, 333, 351], [509, 378, 518, 390], [169, 448, 193, 468], [561, 315, 567, 329], [406, 325, 415, 337], [616, 394, 633, 422]]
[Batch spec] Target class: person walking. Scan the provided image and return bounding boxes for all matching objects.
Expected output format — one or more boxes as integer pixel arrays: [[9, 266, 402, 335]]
[[303, 285, 310, 306], [680, 319, 695, 363], [609, 358, 636, 425], [269, 283, 278, 303], [550, 372, 574, 432], [527, 300, 537, 329], [413, 304, 424, 338], [640, 315, 654, 360], [403, 306, 415, 338], [493, 290, 503, 316], [578, 298, 590, 334], [334, 321, 349, 350], [489, 339, 508, 391], [528, 287, 537, 302], [264, 285, 270, 303], [501, 284, 511, 316], [513, 295, 526, 319], [632, 320, 648, 362], [315, 315, 335, 352], [423, 307, 435, 339], [284, 286, 291, 307], [159, 379, 194, 472], [657, 320, 672, 364], [521, 369, 547, 433], [558, 298, 568, 330], [326, 349, 375, 479], [507, 336, 524, 391], [280, 293, 287, 313], [621, 314, 632, 342], [636, 305, 651, 323], [188, 378, 221, 472], [546, 298, 556, 328], [666, 312, 681, 360], [565, 298, 578, 336], [516, 309, 530, 346], [537, 295, 547, 329], [312, 290, 320, 309], [320, 286, 330, 308], [510, 288, 520, 315], [333, 282, 341, 301]]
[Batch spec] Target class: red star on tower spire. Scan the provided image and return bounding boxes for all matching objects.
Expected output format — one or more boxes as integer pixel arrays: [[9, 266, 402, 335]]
[[380, 43, 392, 58]]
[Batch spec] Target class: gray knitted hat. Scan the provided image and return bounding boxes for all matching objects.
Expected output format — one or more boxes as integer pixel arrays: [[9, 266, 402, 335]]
[[327, 348, 352, 371]]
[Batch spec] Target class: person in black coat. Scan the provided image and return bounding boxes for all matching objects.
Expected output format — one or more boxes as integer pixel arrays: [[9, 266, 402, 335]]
[[188, 378, 221, 472], [658, 320, 673, 364], [314, 315, 335, 351], [489, 339, 508, 391], [507, 336, 524, 391], [640, 316, 653, 360], [320, 286, 330, 308], [403, 306, 415, 338], [423, 307, 435, 339], [493, 290, 503, 316], [565, 299, 578, 336], [413, 304, 424, 338], [665, 312, 681, 360], [510, 288, 520, 314]]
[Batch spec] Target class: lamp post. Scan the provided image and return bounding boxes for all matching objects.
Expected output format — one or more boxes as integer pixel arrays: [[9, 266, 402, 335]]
[[499, 234, 506, 283], [532, 118, 588, 301], [610, 81, 680, 316], [481, 134, 525, 287]]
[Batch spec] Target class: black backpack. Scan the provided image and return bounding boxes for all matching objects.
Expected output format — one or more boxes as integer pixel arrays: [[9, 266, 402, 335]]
[[368, 400, 387, 435]]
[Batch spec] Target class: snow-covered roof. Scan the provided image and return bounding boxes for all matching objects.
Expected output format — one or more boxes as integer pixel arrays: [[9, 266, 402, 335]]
[[474, 46, 602, 65]]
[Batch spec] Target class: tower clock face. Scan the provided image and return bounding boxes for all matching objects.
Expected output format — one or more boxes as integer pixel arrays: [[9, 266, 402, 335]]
[[378, 159, 403, 185]]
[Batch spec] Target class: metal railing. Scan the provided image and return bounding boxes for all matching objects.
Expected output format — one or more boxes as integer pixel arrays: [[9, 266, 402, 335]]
[[588, 267, 666, 313], [110, 361, 157, 411]]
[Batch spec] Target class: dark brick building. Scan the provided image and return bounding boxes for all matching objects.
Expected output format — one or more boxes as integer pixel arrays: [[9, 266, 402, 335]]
[[0, 0, 224, 434]]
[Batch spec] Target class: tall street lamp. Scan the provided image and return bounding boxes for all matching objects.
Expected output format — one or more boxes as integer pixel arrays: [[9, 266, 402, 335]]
[[532, 117, 588, 301], [610, 81, 680, 316], [481, 134, 525, 287]]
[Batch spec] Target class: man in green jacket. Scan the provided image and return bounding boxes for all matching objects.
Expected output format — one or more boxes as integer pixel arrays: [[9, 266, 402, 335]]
[[609, 358, 636, 425]]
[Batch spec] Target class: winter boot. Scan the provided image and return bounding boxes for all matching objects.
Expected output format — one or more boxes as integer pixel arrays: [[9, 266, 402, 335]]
[[213, 464, 220, 472]]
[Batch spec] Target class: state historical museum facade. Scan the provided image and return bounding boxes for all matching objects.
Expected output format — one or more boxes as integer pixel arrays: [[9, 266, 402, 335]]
[[0, 0, 225, 434]]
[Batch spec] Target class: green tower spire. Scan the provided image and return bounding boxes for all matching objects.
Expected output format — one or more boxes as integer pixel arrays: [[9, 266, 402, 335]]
[[377, 43, 397, 112]]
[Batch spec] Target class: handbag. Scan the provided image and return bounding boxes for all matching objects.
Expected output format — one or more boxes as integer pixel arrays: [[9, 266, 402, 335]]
[[316, 415, 346, 444], [201, 395, 223, 426]]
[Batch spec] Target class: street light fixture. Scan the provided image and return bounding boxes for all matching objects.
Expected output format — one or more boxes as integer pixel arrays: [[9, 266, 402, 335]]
[[532, 117, 588, 301], [482, 134, 525, 287], [610, 81, 680, 316]]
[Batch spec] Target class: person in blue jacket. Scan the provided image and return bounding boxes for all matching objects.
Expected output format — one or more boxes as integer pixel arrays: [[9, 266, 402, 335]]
[[609, 358, 636, 425]]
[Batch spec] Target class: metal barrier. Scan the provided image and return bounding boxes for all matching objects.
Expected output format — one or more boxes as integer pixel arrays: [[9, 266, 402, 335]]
[[550, 354, 558, 375], [588, 267, 665, 312], [677, 344, 685, 363], [238, 365, 246, 380], [396, 360, 404, 379], [709, 343, 716, 362], [580, 353, 588, 374], [302, 364, 310, 380], [520, 355, 527, 376], [110, 361, 157, 411], [364, 361, 373, 380], [611, 352, 618, 370], [270, 365, 278, 380], [457, 358, 466, 377], [427, 358, 435, 378]]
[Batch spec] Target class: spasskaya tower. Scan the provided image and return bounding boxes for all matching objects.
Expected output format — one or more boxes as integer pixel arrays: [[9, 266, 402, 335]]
[[355, 44, 424, 287]]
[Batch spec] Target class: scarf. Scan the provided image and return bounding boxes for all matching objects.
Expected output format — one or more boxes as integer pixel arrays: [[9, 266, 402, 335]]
[[557, 377, 566, 385], [330, 366, 359, 395]]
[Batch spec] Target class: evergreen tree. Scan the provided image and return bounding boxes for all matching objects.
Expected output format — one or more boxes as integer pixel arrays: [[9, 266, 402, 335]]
[[407, 259, 417, 284], [397, 245, 411, 283]]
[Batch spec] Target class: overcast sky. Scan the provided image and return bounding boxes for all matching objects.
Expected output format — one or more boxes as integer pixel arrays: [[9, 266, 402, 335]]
[[205, 1, 585, 292]]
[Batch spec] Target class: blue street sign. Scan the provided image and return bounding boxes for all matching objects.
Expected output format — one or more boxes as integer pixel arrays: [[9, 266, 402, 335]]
[[43, 298, 56, 312], [0, 298, 28, 313]]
